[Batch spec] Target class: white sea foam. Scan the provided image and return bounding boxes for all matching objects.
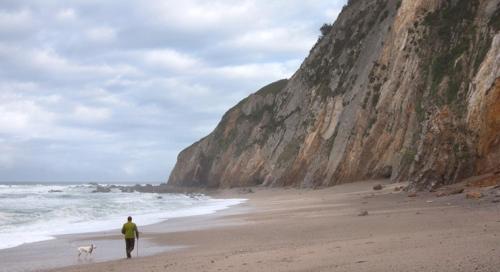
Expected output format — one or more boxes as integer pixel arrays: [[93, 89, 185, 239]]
[[0, 184, 245, 250]]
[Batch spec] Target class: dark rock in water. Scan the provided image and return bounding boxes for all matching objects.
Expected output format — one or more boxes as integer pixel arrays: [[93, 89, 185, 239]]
[[92, 185, 111, 193], [48, 190, 63, 193], [120, 187, 134, 193], [373, 184, 383, 191], [114, 183, 189, 194], [358, 210, 369, 216], [101, 182, 213, 194]]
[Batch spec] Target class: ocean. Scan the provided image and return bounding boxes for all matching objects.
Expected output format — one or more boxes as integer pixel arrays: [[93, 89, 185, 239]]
[[0, 183, 245, 250]]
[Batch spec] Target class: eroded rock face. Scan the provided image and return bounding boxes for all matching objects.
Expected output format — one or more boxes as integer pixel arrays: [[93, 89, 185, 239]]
[[168, 0, 500, 189]]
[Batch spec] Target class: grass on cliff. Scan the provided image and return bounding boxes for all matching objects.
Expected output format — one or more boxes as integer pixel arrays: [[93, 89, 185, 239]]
[[257, 79, 288, 97], [421, 0, 481, 108]]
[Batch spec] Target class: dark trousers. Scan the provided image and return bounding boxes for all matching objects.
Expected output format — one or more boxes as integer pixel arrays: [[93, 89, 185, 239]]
[[125, 238, 135, 258]]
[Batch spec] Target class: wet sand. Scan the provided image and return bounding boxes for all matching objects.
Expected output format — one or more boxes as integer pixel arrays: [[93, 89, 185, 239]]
[[4, 180, 500, 272]]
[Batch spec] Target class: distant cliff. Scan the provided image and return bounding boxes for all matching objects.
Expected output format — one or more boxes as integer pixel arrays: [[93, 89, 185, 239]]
[[168, 0, 500, 190]]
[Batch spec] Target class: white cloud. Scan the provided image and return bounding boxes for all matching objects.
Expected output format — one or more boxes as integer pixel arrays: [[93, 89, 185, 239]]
[[0, 47, 140, 79], [0, 93, 55, 136], [88, 87, 129, 106], [148, 0, 256, 30], [324, 7, 343, 19], [225, 27, 316, 54], [0, 9, 34, 33], [32, 48, 69, 69], [0, 142, 18, 169], [210, 61, 298, 80], [0, 90, 114, 143], [72, 105, 112, 123], [86, 26, 116, 43], [56, 8, 76, 21], [144, 49, 201, 72], [122, 163, 137, 175], [0, 80, 39, 93]]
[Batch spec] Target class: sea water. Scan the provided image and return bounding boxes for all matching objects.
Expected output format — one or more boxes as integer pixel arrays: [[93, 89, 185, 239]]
[[0, 183, 245, 250]]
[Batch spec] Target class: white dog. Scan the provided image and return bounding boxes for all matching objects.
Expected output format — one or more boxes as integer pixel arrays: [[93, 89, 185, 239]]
[[77, 244, 96, 257]]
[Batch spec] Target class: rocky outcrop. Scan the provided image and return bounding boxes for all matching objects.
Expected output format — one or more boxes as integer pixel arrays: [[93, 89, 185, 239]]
[[168, 0, 500, 190]]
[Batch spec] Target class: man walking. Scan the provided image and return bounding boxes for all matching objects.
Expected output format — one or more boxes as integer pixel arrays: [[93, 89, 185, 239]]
[[121, 216, 139, 259]]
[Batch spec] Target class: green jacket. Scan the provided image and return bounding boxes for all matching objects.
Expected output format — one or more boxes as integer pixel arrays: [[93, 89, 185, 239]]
[[122, 222, 139, 239]]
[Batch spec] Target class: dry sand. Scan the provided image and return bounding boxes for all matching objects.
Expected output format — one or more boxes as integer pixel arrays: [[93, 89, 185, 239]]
[[41, 180, 500, 272]]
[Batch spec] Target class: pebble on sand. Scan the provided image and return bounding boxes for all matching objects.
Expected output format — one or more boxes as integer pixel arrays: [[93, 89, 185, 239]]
[[358, 210, 369, 216]]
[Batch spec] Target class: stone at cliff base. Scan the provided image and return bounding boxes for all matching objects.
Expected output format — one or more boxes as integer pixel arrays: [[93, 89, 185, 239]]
[[408, 193, 417, 198], [394, 186, 405, 192], [373, 184, 383, 191], [468, 176, 500, 188], [466, 192, 483, 199], [238, 188, 254, 194], [450, 188, 465, 195]]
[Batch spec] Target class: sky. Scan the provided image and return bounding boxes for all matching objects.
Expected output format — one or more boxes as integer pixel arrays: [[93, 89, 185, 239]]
[[0, 0, 347, 183]]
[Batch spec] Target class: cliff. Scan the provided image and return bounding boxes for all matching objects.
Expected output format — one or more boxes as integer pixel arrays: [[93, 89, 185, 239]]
[[168, 0, 500, 190]]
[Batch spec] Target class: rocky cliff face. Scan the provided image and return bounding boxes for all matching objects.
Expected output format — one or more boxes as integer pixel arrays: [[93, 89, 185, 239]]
[[168, 0, 500, 190]]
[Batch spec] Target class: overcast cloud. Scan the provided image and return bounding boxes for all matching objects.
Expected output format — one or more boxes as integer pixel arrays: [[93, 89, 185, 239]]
[[0, 0, 346, 183]]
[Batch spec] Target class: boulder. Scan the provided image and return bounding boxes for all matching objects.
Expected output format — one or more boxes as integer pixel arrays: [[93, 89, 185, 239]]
[[450, 188, 465, 195]]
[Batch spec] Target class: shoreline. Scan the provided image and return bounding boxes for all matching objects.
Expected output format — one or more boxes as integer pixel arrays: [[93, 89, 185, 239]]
[[3, 179, 500, 272], [0, 195, 249, 272]]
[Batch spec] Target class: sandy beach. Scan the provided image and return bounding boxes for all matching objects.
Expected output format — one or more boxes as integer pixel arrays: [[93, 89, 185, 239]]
[[6, 179, 499, 272]]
